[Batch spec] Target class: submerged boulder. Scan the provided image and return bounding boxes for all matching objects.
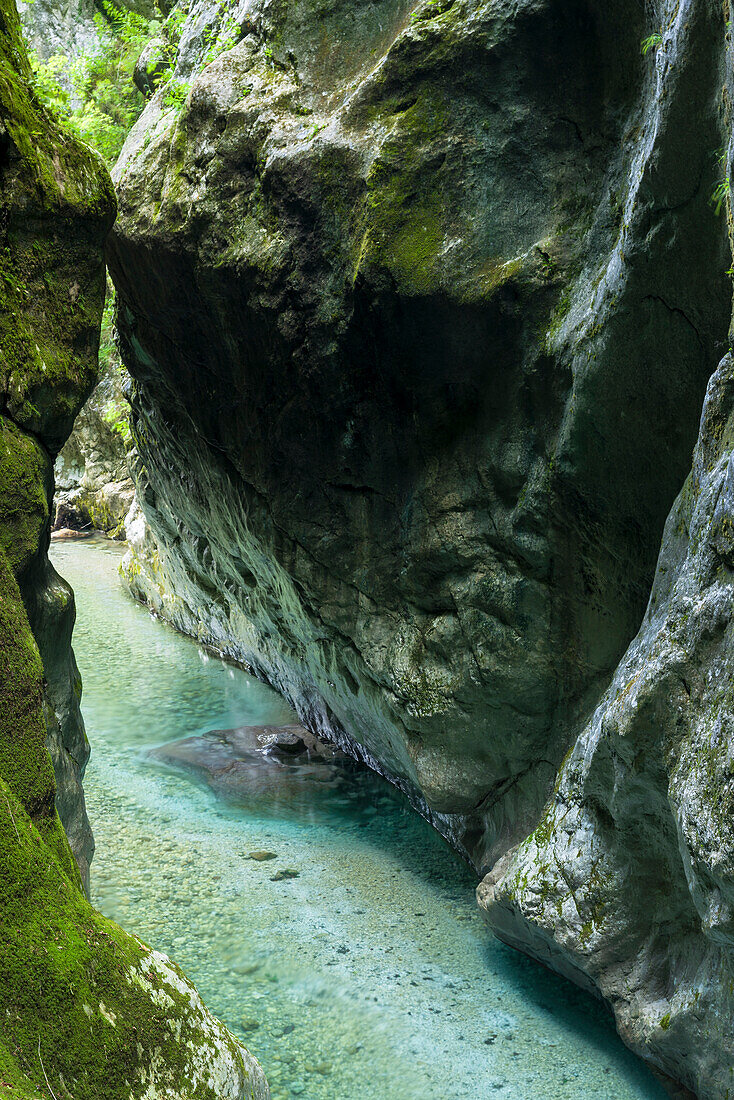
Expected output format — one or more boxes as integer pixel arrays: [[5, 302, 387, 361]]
[[152, 723, 355, 807], [0, 0, 268, 1094]]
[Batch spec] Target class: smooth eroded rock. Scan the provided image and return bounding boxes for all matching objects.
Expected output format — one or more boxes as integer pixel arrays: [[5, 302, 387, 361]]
[[0, 0, 269, 1092], [479, 355, 734, 1100]]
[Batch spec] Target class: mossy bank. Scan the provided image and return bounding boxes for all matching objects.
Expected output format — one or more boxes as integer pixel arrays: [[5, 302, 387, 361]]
[[0, 0, 267, 1093]]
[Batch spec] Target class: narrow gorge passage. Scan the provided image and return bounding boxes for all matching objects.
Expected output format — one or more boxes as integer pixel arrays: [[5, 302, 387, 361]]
[[52, 536, 669, 1100]]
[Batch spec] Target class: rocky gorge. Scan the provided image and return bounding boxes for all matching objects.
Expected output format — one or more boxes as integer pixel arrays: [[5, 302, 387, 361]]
[[104, 0, 734, 1095], [0, 1, 267, 1093], [3, 0, 734, 1095]]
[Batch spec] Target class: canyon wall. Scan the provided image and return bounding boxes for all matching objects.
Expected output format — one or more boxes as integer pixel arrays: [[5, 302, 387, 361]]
[[479, 352, 734, 1100], [0, 1, 267, 1093], [108, 0, 734, 1094], [53, 329, 135, 537]]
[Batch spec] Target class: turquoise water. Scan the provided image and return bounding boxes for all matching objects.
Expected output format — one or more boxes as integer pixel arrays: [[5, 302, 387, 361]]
[[51, 537, 667, 1100]]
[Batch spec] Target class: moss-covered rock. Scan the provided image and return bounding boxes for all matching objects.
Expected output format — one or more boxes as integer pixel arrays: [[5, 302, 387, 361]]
[[0, 0, 115, 883], [0, 417, 49, 577], [0, 0, 269, 1093], [0, 550, 267, 1098], [0, 0, 114, 450]]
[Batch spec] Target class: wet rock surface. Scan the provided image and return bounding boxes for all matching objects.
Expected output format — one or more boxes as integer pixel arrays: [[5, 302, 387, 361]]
[[152, 724, 358, 805], [479, 355, 734, 1100], [108, 0, 734, 1093]]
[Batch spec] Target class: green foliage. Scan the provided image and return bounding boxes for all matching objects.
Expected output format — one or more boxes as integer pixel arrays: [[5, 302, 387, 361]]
[[641, 32, 662, 55], [711, 176, 731, 216], [163, 4, 188, 47], [162, 77, 191, 111], [711, 146, 731, 216], [98, 283, 132, 444], [202, 11, 242, 65], [29, 1, 158, 164], [102, 400, 132, 444]]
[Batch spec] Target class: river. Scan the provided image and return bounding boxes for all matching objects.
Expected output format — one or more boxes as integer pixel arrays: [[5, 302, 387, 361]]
[[50, 536, 667, 1100]]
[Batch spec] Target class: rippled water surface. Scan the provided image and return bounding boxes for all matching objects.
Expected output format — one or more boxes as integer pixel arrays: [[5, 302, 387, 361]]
[[51, 537, 667, 1100]]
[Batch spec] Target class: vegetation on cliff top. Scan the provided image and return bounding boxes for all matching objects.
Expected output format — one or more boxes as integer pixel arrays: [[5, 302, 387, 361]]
[[28, 0, 156, 163]]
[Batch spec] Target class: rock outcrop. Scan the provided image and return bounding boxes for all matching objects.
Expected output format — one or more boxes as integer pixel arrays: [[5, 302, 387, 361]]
[[0, 0, 268, 1094], [108, 0, 734, 1093], [53, 323, 135, 538], [479, 354, 734, 1100]]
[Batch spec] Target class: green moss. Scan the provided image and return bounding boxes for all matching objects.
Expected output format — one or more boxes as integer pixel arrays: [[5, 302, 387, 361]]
[[0, 418, 49, 577], [0, 550, 57, 821], [532, 810, 554, 848], [0, 7, 259, 1096], [0, 546, 252, 1098], [660, 1013, 672, 1030], [578, 919, 594, 945], [356, 88, 452, 293], [0, 0, 115, 451]]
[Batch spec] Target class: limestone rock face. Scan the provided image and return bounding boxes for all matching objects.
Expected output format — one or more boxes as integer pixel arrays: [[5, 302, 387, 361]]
[[18, 0, 158, 65], [134, 36, 174, 97], [0, 1, 268, 1094], [109, 0, 733, 1091], [54, 350, 135, 538], [17, 0, 102, 66], [479, 355, 734, 1100], [111, 0, 728, 851]]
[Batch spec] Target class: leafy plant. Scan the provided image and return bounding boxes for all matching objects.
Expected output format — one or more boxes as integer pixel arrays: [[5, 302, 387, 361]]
[[711, 177, 731, 216], [641, 32, 662, 55], [202, 12, 242, 66], [164, 5, 188, 47], [711, 146, 731, 216], [162, 78, 191, 111], [29, 1, 158, 164]]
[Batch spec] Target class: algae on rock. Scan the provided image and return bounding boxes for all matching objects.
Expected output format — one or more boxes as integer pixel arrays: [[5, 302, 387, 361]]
[[0, 0, 268, 1094]]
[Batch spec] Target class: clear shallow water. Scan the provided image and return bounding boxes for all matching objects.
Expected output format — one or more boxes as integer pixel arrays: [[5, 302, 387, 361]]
[[51, 537, 667, 1100]]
